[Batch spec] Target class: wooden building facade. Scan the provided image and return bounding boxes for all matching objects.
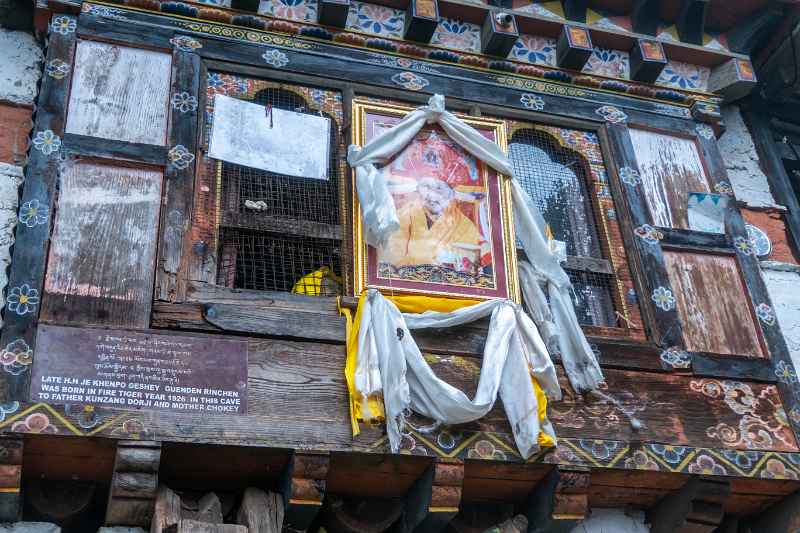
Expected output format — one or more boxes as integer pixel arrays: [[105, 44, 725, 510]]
[[3, 0, 800, 531]]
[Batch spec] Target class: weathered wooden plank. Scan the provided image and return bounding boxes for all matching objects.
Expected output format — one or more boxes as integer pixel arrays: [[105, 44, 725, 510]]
[[662, 251, 765, 358], [628, 128, 711, 230], [203, 302, 346, 342], [66, 40, 171, 146], [62, 133, 168, 165], [657, 228, 731, 251], [691, 353, 776, 382], [77, 11, 175, 50], [41, 160, 163, 329], [0, 15, 77, 402]]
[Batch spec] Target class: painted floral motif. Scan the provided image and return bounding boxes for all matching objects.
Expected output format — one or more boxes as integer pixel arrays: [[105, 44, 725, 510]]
[[721, 449, 759, 470], [520, 93, 544, 111], [660, 347, 691, 369], [0, 339, 32, 376], [582, 47, 630, 79], [346, 1, 404, 38], [550, 383, 647, 433], [649, 443, 689, 465], [651, 286, 675, 312], [510, 35, 557, 66], [51, 16, 76, 35], [756, 303, 776, 326], [18, 199, 49, 228], [7, 284, 39, 316], [168, 145, 195, 170], [207, 72, 250, 96], [431, 18, 481, 53], [391, 71, 429, 91], [11, 413, 57, 434], [624, 449, 659, 470], [688, 454, 727, 475], [775, 360, 797, 384], [595, 105, 627, 123], [618, 166, 641, 186], [578, 439, 623, 461], [634, 224, 664, 245], [656, 60, 710, 91], [45, 59, 70, 80], [713, 181, 733, 195], [32, 130, 61, 156], [64, 404, 106, 429], [760, 458, 799, 480], [259, 0, 316, 22], [262, 48, 289, 68], [696, 123, 715, 140], [733, 236, 756, 257], [466, 439, 506, 460], [436, 429, 459, 450], [0, 402, 19, 423], [171, 92, 198, 113], [170, 35, 202, 52]]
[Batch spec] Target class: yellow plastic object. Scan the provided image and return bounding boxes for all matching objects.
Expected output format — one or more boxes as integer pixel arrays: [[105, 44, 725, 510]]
[[292, 267, 342, 296]]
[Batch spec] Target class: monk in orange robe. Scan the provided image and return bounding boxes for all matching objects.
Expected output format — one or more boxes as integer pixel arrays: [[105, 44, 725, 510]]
[[379, 176, 489, 272]]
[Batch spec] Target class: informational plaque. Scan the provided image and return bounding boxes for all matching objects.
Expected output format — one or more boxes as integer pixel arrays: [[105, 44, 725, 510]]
[[31, 325, 248, 415]]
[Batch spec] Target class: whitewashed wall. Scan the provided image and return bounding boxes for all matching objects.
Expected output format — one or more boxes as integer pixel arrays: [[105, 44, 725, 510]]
[[570, 509, 650, 532]]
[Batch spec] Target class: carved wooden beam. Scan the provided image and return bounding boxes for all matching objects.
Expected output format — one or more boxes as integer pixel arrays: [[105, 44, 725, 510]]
[[631, 0, 659, 36], [105, 440, 162, 527], [676, 0, 710, 45], [0, 436, 23, 522], [281, 451, 330, 532], [404, 0, 439, 43], [727, 4, 783, 54], [708, 58, 758, 102], [560, 0, 587, 22], [690, 101, 723, 130], [629, 39, 667, 84], [524, 466, 589, 533], [318, 0, 350, 29], [556, 26, 593, 72], [481, 10, 519, 57], [394, 460, 463, 533], [646, 476, 730, 533]]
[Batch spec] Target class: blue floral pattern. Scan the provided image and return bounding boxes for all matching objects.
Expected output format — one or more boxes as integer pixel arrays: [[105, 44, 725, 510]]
[[168, 145, 195, 170], [259, 0, 316, 22], [618, 166, 640, 186], [579, 439, 623, 461], [583, 47, 630, 79], [595, 105, 627, 123], [756, 303, 776, 326], [634, 224, 664, 245], [510, 35, 557, 66], [391, 71, 429, 91], [431, 18, 481, 53], [660, 347, 691, 369], [7, 284, 40, 316], [775, 360, 797, 384], [657, 60, 710, 91], [649, 443, 689, 465], [346, 1, 405, 38], [46, 59, 70, 80], [262, 48, 289, 68], [18, 199, 49, 228], [651, 286, 675, 312], [520, 93, 544, 110], [32, 130, 61, 156]]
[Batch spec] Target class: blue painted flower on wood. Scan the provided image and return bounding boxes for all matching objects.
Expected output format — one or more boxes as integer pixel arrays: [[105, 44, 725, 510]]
[[660, 347, 690, 369], [0, 402, 19, 422], [46, 59, 70, 80], [720, 449, 760, 470], [171, 92, 198, 113], [733, 236, 756, 257], [618, 166, 640, 186], [634, 224, 663, 245], [7, 284, 39, 316], [262, 48, 289, 68], [168, 145, 196, 170], [696, 123, 715, 140], [18, 199, 49, 228], [32, 130, 61, 156], [579, 439, 622, 460], [651, 286, 675, 312], [520, 93, 544, 110], [348, 2, 404, 37], [756, 303, 776, 326], [51, 16, 76, 35], [688, 453, 727, 476], [775, 360, 797, 384], [391, 71, 429, 91], [511, 35, 556, 66], [595, 105, 627, 123], [0, 339, 32, 375], [713, 181, 733, 195], [431, 18, 481, 52]]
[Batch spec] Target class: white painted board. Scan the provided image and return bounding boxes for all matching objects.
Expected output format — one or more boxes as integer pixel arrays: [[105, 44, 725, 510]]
[[209, 94, 330, 180]]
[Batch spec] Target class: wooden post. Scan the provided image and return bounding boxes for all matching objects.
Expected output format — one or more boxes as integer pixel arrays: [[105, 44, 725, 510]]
[[676, 0, 709, 45], [281, 451, 329, 532], [556, 26, 593, 71], [105, 440, 162, 527], [394, 460, 463, 533], [525, 466, 589, 533], [0, 436, 23, 522], [404, 0, 439, 43], [560, 0, 587, 22], [629, 39, 667, 84], [646, 477, 730, 533], [631, 0, 659, 35]]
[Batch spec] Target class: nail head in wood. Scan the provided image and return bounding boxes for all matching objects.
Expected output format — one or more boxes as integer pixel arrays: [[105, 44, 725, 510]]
[[556, 25, 593, 71], [481, 10, 519, 58]]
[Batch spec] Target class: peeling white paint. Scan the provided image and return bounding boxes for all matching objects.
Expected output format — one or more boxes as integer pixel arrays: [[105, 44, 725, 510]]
[[718, 105, 778, 209], [570, 509, 650, 533], [763, 265, 800, 372], [0, 29, 43, 106]]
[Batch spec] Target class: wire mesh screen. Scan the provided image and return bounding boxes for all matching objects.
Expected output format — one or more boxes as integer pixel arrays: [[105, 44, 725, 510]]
[[509, 127, 616, 327], [213, 83, 344, 296]]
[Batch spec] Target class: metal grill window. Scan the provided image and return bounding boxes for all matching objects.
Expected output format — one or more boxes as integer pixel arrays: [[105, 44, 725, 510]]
[[509, 128, 616, 327], [213, 85, 344, 296]]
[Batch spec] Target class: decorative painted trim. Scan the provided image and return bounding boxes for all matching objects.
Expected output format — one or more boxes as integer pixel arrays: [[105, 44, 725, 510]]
[[520, 93, 544, 110], [18, 199, 49, 228], [756, 303, 776, 326], [167, 145, 195, 169], [6, 284, 40, 316], [391, 71, 429, 90], [775, 360, 798, 385], [45, 59, 70, 80], [170, 35, 202, 51], [171, 91, 198, 113], [633, 224, 663, 244], [0, 340, 32, 376], [713, 181, 733, 195], [651, 286, 676, 312], [733, 235, 756, 257], [51, 16, 77, 35], [595, 105, 627, 123], [696, 123, 715, 139], [660, 347, 691, 369], [31, 130, 61, 156], [262, 48, 289, 67], [618, 166, 641, 186]]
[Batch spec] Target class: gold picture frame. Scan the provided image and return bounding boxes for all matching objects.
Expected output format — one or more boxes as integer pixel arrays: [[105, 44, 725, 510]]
[[351, 98, 519, 302]]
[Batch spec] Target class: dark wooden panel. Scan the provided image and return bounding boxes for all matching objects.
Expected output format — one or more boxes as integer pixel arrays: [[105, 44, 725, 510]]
[[77, 11, 174, 50], [691, 352, 776, 382], [62, 133, 167, 165], [0, 16, 77, 401], [41, 161, 163, 329], [658, 227, 731, 251], [663, 251, 765, 358]]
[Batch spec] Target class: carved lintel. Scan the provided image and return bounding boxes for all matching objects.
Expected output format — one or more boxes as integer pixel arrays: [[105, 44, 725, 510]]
[[0, 436, 23, 523], [525, 466, 589, 533], [281, 451, 330, 532], [646, 476, 730, 533], [106, 440, 162, 527], [556, 26, 593, 72], [394, 460, 463, 533], [676, 0, 710, 45]]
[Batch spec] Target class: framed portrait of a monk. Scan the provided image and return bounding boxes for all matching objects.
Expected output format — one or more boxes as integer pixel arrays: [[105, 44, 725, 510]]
[[351, 99, 518, 301]]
